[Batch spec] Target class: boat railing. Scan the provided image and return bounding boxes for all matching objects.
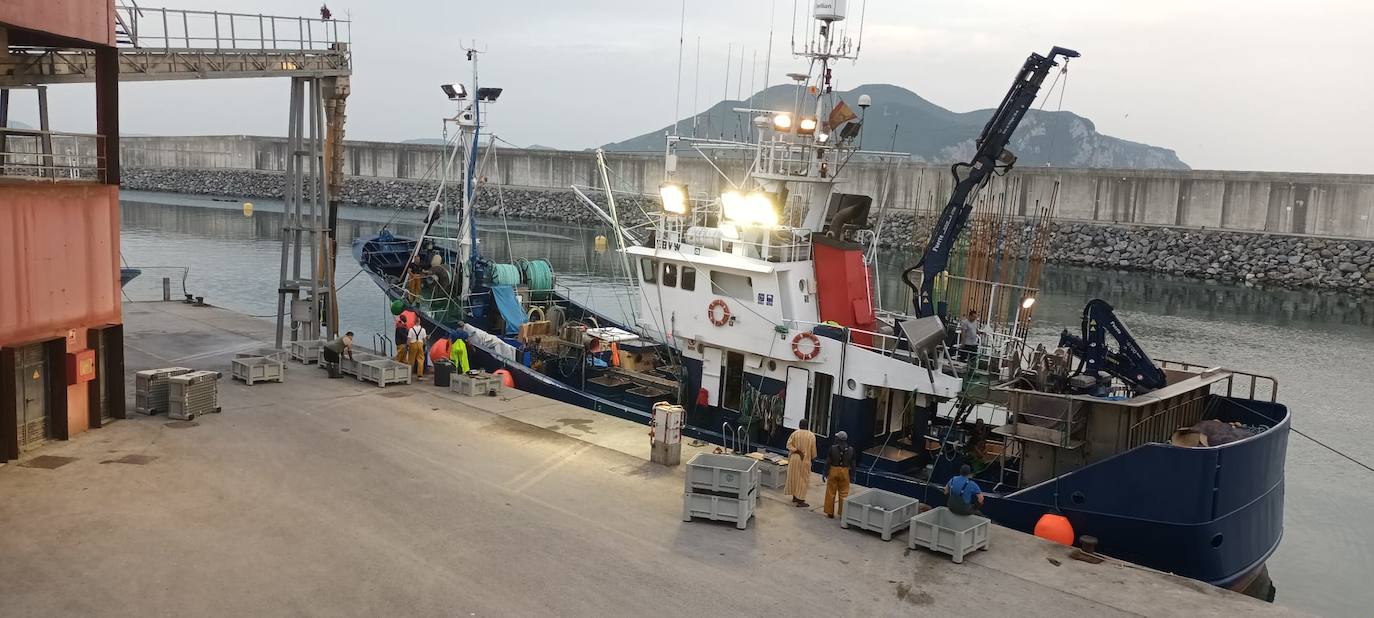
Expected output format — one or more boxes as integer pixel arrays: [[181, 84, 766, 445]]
[[1156, 359, 1278, 403], [755, 139, 842, 181], [996, 395, 1086, 450], [656, 212, 813, 263], [114, 4, 350, 52], [1126, 390, 1214, 449], [781, 317, 959, 374], [0, 129, 107, 183]]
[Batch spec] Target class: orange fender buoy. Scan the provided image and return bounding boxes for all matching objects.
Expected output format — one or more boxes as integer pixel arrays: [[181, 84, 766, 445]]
[[492, 368, 515, 388], [1034, 513, 1075, 546]]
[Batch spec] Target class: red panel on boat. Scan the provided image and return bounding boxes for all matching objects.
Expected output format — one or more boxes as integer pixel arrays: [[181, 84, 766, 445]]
[[812, 235, 875, 347]]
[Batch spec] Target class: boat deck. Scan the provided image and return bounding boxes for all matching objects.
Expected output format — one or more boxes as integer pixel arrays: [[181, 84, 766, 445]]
[[0, 301, 1302, 616]]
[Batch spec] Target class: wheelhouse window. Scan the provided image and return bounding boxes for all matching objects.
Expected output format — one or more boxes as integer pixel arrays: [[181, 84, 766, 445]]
[[681, 267, 697, 291], [662, 263, 678, 288], [640, 258, 657, 283], [710, 270, 752, 299]]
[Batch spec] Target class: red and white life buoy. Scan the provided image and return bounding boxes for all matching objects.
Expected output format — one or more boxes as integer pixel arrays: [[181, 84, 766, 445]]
[[791, 332, 821, 360], [707, 299, 731, 326]]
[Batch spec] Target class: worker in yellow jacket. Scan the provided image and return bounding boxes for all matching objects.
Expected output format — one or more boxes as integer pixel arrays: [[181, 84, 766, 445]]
[[449, 330, 470, 373]]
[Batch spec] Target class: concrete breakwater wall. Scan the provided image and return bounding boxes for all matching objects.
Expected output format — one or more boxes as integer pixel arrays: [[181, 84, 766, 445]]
[[121, 168, 1374, 293], [120, 135, 1374, 240]]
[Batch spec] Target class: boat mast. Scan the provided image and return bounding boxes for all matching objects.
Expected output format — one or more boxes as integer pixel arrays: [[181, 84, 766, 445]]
[[457, 44, 484, 302]]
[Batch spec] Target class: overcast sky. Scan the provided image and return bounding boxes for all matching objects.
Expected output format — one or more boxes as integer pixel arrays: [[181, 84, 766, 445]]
[[13, 0, 1373, 173]]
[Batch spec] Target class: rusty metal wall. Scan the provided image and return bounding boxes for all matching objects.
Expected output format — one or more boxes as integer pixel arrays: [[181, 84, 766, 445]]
[[0, 0, 114, 47], [0, 182, 121, 348]]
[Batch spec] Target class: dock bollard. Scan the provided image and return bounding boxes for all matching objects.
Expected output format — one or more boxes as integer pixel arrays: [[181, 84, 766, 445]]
[[162, 277, 171, 301]]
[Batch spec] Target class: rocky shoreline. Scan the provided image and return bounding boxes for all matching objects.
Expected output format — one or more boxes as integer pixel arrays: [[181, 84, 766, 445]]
[[122, 168, 1374, 294]]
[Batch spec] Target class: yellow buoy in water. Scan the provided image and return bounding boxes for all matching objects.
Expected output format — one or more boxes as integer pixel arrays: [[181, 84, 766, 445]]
[[242, 202, 254, 217], [594, 234, 608, 254]]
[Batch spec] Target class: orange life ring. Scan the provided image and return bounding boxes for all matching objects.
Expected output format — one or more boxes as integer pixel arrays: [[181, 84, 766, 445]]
[[707, 299, 731, 326], [791, 332, 821, 360]]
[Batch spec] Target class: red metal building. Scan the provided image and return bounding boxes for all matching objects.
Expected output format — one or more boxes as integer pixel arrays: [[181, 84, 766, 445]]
[[0, 0, 124, 461]]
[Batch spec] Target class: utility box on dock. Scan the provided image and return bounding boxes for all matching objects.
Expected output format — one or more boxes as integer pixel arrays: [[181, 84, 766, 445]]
[[650, 402, 683, 466]]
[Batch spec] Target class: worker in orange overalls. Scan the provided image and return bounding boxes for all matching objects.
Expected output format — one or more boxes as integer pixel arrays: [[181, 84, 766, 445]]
[[395, 306, 417, 364]]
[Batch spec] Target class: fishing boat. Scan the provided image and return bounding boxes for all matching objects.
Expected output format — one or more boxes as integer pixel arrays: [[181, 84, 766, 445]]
[[355, 4, 1287, 599]]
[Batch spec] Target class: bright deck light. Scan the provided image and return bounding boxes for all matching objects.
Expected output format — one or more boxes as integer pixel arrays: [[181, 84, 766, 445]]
[[1022, 297, 1037, 309], [721, 190, 779, 227], [772, 113, 793, 130], [659, 182, 688, 215], [798, 117, 818, 134]]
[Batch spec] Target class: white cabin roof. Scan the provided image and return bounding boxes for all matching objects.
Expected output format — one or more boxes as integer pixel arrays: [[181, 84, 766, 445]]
[[624, 245, 776, 275]]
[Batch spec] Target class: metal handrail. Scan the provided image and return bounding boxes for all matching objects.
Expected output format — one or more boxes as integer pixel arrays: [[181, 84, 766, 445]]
[[0, 129, 106, 182], [1156, 358, 1279, 402], [114, 4, 351, 52]]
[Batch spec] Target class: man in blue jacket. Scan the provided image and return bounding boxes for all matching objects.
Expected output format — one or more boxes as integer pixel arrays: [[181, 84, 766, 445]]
[[942, 464, 984, 516]]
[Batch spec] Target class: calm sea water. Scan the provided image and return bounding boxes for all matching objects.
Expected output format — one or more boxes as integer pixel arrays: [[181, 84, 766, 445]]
[[119, 191, 1374, 617]]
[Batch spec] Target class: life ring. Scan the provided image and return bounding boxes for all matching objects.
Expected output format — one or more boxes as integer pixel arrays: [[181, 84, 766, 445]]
[[791, 332, 821, 360], [707, 299, 731, 326]]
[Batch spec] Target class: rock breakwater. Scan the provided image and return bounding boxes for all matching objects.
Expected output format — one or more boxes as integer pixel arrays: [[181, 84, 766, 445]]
[[122, 168, 1374, 294]]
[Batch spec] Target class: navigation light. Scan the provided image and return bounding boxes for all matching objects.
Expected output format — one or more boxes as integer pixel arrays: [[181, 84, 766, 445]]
[[772, 113, 793, 130]]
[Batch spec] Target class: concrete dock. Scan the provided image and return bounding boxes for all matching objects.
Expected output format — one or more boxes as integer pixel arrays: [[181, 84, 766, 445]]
[[0, 302, 1301, 617]]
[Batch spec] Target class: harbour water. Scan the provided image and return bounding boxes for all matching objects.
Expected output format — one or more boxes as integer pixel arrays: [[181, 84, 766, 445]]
[[119, 191, 1374, 617]]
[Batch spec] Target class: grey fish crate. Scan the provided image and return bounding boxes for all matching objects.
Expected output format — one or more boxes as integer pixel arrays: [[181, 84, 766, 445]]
[[841, 489, 922, 541], [757, 460, 787, 490], [234, 348, 286, 363], [682, 492, 755, 529], [167, 370, 221, 421], [684, 453, 760, 499], [340, 351, 382, 377], [134, 367, 192, 415], [230, 356, 284, 385], [290, 339, 324, 364], [452, 372, 501, 396], [357, 359, 411, 387], [908, 507, 990, 563]]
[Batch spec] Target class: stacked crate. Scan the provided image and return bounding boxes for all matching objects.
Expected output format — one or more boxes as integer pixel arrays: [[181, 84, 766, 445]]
[[134, 367, 192, 415], [681, 453, 760, 530], [166, 370, 222, 421]]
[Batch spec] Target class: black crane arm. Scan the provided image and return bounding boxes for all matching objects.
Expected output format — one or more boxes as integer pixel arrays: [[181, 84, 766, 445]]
[[904, 46, 1079, 319], [1058, 298, 1167, 392]]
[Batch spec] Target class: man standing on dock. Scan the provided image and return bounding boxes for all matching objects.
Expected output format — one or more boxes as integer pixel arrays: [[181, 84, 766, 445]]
[[823, 431, 854, 519], [407, 321, 428, 380], [785, 419, 817, 508], [321, 331, 353, 379], [395, 306, 417, 365]]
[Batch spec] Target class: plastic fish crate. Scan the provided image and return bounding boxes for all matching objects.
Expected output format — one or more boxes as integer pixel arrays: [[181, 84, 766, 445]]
[[757, 460, 787, 490], [340, 352, 382, 377], [234, 348, 287, 363], [357, 359, 411, 387], [908, 507, 990, 563], [230, 356, 284, 385], [134, 367, 192, 415], [290, 339, 324, 364], [682, 492, 755, 529], [684, 453, 760, 499], [167, 370, 221, 421], [841, 489, 922, 541], [452, 372, 502, 396]]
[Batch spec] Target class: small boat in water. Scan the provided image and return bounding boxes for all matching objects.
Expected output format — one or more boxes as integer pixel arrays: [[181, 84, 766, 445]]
[[356, 7, 1286, 599]]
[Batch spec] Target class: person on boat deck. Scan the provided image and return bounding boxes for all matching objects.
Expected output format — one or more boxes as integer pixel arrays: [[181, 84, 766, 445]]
[[449, 329, 470, 373], [407, 320, 429, 380], [321, 331, 353, 379], [395, 307, 418, 364], [958, 309, 981, 361], [404, 257, 424, 303], [823, 431, 855, 519], [942, 464, 984, 516], [785, 419, 817, 508]]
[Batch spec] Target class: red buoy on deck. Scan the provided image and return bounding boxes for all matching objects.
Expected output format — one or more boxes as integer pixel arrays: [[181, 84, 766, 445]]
[[1034, 514, 1075, 546]]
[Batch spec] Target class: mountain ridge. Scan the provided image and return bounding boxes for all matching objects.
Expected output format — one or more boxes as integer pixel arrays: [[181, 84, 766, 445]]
[[604, 83, 1187, 170]]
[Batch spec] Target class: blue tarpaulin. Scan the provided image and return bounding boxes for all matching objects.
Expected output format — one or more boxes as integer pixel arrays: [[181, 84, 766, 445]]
[[490, 285, 527, 336]]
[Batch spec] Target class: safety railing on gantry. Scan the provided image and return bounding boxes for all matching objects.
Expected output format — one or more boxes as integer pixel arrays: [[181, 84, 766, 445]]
[[115, 3, 351, 52]]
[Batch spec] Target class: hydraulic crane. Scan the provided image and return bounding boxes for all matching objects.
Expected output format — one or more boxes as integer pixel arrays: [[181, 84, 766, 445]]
[[1059, 299, 1167, 393], [903, 46, 1079, 319]]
